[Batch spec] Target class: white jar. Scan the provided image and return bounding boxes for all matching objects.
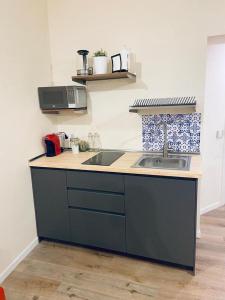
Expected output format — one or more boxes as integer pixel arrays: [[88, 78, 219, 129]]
[[71, 144, 79, 154], [93, 56, 108, 74], [71, 137, 79, 154]]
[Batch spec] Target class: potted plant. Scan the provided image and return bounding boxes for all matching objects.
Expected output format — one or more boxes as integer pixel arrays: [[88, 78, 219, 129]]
[[93, 49, 108, 74]]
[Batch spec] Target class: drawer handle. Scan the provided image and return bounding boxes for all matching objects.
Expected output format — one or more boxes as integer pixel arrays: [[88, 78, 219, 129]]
[[68, 206, 125, 216], [67, 187, 124, 196]]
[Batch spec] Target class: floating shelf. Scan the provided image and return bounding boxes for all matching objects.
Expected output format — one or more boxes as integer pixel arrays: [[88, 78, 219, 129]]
[[42, 108, 87, 114], [129, 97, 196, 114], [72, 72, 136, 84]]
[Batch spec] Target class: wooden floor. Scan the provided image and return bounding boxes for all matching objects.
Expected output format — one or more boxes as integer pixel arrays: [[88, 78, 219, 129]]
[[3, 206, 225, 300]]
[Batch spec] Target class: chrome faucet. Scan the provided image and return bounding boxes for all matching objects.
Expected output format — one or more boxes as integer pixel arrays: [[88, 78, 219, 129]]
[[158, 121, 169, 158]]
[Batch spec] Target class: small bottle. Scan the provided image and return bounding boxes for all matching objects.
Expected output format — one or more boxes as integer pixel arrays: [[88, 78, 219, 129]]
[[88, 132, 94, 150], [93, 132, 101, 151]]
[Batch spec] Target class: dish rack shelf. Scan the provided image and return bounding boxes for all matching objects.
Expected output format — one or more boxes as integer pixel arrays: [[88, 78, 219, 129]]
[[129, 97, 196, 114]]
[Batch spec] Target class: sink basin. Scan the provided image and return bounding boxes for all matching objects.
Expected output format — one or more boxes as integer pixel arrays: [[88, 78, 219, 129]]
[[132, 155, 191, 171]]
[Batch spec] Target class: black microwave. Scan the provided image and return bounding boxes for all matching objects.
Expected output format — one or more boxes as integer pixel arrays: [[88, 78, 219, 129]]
[[38, 85, 87, 110]]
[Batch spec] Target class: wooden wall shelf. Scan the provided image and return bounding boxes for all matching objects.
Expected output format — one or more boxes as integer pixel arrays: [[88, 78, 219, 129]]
[[72, 72, 136, 84]]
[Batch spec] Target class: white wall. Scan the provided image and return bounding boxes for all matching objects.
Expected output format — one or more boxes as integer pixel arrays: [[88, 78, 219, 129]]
[[47, 0, 225, 151], [47, 0, 225, 215], [0, 0, 55, 280], [1, 1, 225, 278], [200, 36, 225, 213]]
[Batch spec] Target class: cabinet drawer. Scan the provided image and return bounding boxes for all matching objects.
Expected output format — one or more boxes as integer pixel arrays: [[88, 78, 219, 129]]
[[69, 209, 125, 252], [67, 171, 124, 193], [68, 189, 125, 214]]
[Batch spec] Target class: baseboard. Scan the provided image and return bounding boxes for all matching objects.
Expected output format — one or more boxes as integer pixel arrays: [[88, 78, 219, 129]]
[[200, 201, 222, 215], [0, 237, 39, 284]]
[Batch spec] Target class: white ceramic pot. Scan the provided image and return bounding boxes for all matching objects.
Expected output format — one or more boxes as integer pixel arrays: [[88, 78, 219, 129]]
[[93, 56, 108, 74]]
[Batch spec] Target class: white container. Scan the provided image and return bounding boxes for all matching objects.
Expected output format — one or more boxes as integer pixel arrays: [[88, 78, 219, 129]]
[[70, 136, 79, 154], [71, 143, 79, 154], [93, 56, 108, 74]]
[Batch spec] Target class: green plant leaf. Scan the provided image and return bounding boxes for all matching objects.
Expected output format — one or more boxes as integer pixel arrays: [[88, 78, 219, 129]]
[[93, 49, 107, 57]]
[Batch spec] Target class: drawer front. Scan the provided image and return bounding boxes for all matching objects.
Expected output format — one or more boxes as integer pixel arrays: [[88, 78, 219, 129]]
[[69, 209, 126, 252], [68, 189, 125, 214], [67, 171, 124, 193]]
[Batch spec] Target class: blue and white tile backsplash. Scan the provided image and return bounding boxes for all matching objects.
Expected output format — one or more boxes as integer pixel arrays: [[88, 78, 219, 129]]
[[142, 113, 201, 153]]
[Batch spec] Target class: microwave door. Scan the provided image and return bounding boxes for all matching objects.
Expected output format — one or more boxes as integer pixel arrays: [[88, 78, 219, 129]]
[[39, 87, 68, 109]]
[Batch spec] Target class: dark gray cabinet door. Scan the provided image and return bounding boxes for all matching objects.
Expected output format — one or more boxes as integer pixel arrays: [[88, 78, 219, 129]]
[[69, 209, 126, 252], [125, 175, 197, 268], [31, 168, 70, 241]]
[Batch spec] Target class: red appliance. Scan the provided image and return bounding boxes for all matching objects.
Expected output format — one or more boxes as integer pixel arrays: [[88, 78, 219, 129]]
[[0, 287, 6, 300], [44, 134, 61, 157]]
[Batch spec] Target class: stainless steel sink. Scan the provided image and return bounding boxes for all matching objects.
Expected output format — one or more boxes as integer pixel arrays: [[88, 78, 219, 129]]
[[132, 154, 191, 171]]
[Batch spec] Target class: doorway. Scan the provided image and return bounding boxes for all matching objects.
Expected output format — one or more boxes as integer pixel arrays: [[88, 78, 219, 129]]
[[201, 35, 225, 214]]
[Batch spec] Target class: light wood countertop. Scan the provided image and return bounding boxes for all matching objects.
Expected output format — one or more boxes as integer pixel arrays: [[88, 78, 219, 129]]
[[29, 151, 202, 179]]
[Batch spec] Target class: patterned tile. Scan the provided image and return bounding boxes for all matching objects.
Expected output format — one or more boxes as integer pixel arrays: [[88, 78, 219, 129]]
[[142, 113, 201, 153]]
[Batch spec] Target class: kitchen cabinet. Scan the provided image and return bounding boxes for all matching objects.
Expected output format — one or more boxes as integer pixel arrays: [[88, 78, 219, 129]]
[[68, 189, 125, 214], [31, 168, 70, 241], [67, 170, 124, 193], [30, 167, 197, 270], [125, 175, 197, 268], [69, 209, 125, 252], [67, 170, 126, 251]]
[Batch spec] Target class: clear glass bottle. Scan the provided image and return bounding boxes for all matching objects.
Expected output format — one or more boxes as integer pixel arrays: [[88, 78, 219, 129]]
[[93, 132, 101, 151], [88, 132, 94, 150]]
